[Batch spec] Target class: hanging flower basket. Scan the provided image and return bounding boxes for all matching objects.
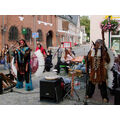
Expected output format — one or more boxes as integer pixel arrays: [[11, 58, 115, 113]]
[[100, 19, 119, 32]]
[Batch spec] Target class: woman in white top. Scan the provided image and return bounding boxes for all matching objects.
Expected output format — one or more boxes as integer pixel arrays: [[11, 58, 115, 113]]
[[64, 48, 74, 64]]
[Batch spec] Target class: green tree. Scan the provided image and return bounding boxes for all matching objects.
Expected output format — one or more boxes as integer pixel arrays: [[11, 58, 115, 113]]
[[80, 16, 90, 38]]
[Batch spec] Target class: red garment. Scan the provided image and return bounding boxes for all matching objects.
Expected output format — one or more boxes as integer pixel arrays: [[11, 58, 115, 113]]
[[36, 46, 46, 56]]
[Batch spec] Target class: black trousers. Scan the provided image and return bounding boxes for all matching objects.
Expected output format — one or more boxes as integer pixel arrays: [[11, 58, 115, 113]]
[[55, 61, 69, 74], [86, 81, 108, 100]]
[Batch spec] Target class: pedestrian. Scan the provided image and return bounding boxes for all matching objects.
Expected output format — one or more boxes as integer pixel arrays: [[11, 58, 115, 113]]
[[36, 41, 47, 59], [69, 47, 75, 56], [54, 42, 63, 64], [15, 39, 33, 91], [86, 39, 110, 103], [45, 50, 53, 72]]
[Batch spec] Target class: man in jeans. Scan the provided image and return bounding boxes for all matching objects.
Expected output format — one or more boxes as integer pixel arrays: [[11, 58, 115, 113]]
[[56, 43, 63, 64]]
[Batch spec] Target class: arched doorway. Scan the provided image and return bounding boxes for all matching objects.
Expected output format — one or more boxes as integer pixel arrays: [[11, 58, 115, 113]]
[[46, 31, 53, 48]]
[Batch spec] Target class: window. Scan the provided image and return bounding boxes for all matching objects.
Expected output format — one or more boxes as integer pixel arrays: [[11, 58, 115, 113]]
[[37, 15, 41, 21], [111, 37, 120, 54], [62, 20, 69, 31], [111, 30, 120, 35], [9, 26, 18, 40], [37, 29, 43, 41], [24, 28, 32, 41], [61, 35, 64, 42]]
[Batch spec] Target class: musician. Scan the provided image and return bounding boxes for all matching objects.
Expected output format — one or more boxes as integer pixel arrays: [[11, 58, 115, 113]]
[[15, 39, 33, 91], [2, 44, 11, 70], [36, 41, 47, 58], [86, 39, 110, 103]]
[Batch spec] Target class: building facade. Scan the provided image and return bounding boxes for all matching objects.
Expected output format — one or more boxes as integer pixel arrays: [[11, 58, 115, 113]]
[[0, 15, 82, 51], [80, 26, 87, 44], [56, 15, 81, 46], [90, 15, 120, 54], [0, 15, 57, 51]]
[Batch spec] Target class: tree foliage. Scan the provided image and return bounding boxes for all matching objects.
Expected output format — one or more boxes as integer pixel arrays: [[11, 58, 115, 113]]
[[80, 16, 90, 37]]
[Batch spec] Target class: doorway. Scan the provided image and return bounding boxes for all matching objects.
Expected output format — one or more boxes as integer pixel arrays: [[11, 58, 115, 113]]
[[46, 31, 53, 48]]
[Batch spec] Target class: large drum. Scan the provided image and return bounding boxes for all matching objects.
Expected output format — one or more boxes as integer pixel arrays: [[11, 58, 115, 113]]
[[11, 50, 45, 78]]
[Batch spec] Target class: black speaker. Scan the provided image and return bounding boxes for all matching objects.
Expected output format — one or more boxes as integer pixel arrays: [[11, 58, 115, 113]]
[[0, 75, 3, 94], [40, 78, 63, 103], [114, 88, 120, 105]]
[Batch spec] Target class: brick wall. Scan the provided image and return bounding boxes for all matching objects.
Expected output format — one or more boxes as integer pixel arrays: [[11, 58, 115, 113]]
[[0, 15, 57, 51]]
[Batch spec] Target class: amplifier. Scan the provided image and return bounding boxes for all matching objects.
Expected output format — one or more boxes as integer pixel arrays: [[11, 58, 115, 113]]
[[40, 78, 63, 103]]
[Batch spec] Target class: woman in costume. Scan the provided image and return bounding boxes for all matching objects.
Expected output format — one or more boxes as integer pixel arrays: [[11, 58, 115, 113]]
[[15, 39, 33, 91], [36, 41, 47, 58], [86, 39, 110, 103]]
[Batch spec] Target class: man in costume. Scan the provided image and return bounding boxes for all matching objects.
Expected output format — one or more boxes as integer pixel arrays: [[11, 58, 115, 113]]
[[86, 39, 110, 103], [15, 39, 33, 91]]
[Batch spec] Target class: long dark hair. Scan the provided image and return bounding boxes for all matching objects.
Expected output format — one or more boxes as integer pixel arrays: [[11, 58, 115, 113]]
[[19, 39, 28, 47]]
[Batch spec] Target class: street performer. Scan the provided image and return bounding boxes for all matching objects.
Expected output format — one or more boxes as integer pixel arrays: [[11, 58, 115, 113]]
[[86, 39, 110, 103], [15, 39, 33, 91]]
